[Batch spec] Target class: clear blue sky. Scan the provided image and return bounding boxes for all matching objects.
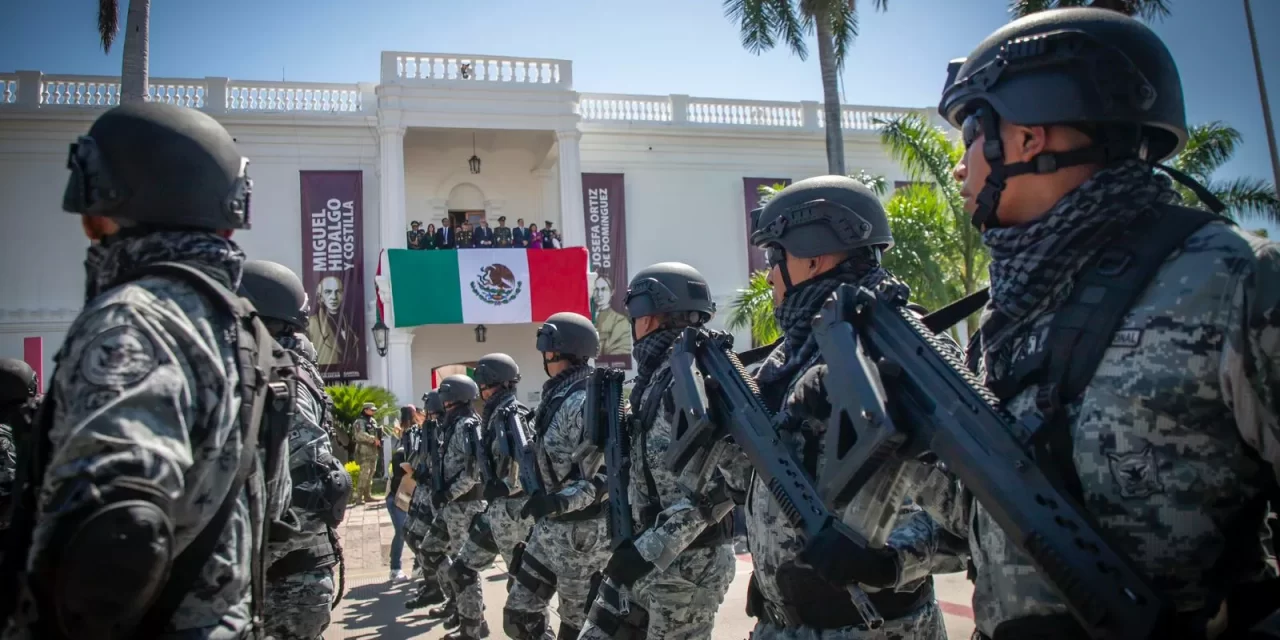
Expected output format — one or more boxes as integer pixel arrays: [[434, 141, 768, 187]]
[[5, 0, 1278, 230]]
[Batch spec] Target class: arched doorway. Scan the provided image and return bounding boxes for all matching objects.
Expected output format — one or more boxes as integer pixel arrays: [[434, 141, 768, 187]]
[[433, 362, 484, 413], [447, 183, 486, 228]]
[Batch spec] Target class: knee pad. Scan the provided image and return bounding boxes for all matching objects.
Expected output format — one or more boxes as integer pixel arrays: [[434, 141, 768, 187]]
[[503, 608, 548, 640], [586, 581, 650, 640], [446, 562, 480, 590], [467, 512, 499, 554], [557, 620, 581, 640], [512, 549, 558, 602]]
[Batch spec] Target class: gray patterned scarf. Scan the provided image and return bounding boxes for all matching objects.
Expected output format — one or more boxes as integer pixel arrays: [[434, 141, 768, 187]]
[[482, 388, 516, 424], [278, 333, 319, 364], [533, 364, 591, 430], [85, 228, 246, 302], [630, 327, 683, 403], [981, 160, 1179, 356], [757, 258, 891, 385]]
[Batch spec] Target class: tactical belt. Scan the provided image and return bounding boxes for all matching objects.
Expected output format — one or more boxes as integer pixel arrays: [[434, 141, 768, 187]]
[[549, 502, 606, 523], [266, 544, 339, 582], [746, 571, 934, 630]]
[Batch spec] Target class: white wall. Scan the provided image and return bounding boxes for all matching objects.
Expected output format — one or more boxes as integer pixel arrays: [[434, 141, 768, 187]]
[[404, 129, 554, 227]]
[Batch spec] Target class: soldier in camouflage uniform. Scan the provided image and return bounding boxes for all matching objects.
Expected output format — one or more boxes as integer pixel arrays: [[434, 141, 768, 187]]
[[0, 359, 38, 530], [352, 403, 380, 503], [419, 375, 490, 638], [920, 8, 1280, 638], [739, 177, 964, 640], [0, 102, 277, 639], [579, 263, 740, 640], [241, 260, 352, 640], [449, 354, 536, 637], [404, 390, 449, 611], [504, 312, 610, 640]]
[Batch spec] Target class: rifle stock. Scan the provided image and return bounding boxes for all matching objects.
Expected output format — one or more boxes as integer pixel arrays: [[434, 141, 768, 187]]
[[587, 367, 633, 550], [668, 328, 885, 629], [505, 407, 544, 495], [472, 419, 497, 485], [819, 283, 1169, 639]]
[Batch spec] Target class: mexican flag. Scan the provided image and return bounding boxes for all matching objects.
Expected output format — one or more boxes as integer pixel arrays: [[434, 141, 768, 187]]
[[387, 248, 590, 327]]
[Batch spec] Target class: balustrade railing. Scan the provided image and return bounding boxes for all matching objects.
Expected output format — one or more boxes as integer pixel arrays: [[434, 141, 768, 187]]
[[382, 52, 572, 88], [0, 66, 929, 134]]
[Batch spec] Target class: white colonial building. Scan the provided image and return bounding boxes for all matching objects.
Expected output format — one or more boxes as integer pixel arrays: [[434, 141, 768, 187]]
[[0, 52, 939, 406]]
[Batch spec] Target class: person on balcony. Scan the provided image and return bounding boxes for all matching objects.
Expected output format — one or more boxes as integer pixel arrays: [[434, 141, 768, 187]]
[[541, 222, 560, 249], [527, 224, 542, 250], [423, 223, 438, 250], [475, 220, 495, 248], [436, 217, 456, 250], [513, 218, 528, 248], [494, 216, 513, 248], [407, 221, 427, 250], [458, 221, 475, 249]]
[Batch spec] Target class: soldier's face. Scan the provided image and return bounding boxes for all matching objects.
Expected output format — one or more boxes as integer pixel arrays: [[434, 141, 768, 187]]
[[320, 279, 343, 314], [80, 215, 120, 242]]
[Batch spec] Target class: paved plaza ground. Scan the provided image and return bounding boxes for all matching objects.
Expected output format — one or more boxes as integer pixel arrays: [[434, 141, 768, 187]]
[[323, 499, 977, 639]]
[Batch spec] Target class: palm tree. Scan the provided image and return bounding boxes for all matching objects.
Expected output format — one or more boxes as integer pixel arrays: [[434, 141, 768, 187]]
[[727, 270, 781, 346], [724, 0, 889, 175], [97, 0, 151, 104], [1008, 0, 1172, 19], [875, 113, 988, 299], [1168, 122, 1280, 223]]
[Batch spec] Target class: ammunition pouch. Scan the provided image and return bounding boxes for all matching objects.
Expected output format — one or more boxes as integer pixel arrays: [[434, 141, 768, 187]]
[[748, 570, 934, 630], [586, 579, 649, 640], [503, 608, 549, 640], [512, 546, 558, 602], [447, 562, 481, 590], [468, 513, 499, 554], [453, 485, 484, 503], [290, 453, 352, 528], [558, 620, 582, 640], [507, 541, 526, 592], [266, 536, 339, 582], [548, 501, 606, 523]]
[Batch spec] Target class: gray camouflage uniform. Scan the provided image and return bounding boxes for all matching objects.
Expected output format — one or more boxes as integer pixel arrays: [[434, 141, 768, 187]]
[[741, 265, 961, 640], [421, 408, 489, 605], [263, 333, 337, 640], [504, 365, 611, 636], [0, 421, 15, 528], [581, 339, 738, 640], [919, 163, 1280, 637], [2, 231, 266, 639], [453, 389, 535, 621]]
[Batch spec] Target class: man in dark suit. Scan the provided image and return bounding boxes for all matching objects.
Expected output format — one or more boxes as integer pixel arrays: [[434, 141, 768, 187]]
[[512, 218, 527, 248], [475, 220, 494, 248], [435, 217, 455, 249]]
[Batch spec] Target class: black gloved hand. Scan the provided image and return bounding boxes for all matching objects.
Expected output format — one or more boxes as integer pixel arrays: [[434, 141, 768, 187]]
[[520, 490, 566, 520], [483, 480, 508, 501], [795, 525, 899, 589], [604, 540, 654, 588]]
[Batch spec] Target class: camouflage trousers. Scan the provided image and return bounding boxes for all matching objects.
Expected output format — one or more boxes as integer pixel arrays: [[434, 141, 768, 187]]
[[355, 448, 379, 501], [421, 499, 488, 602], [262, 568, 335, 640], [452, 495, 534, 620], [505, 513, 611, 632], [580, 544, 735, 640], [747, 598, 946, 640]]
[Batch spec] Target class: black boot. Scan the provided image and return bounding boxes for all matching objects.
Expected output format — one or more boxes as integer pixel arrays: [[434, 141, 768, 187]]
[[427, 599, 457, 620], [444, 619, 490, 640], [405, 582, 446, 609]]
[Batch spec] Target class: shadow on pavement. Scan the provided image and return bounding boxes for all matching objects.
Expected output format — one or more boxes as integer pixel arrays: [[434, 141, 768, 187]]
[[329, 578, 450, 640]]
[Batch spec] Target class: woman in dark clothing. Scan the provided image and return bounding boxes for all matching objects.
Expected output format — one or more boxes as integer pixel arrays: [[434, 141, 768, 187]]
[[386, 405, 419, 580], [424, 223, 437, 250]]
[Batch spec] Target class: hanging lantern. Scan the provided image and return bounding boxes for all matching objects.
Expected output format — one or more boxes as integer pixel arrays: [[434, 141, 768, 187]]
[[469, 132, 481, 174]]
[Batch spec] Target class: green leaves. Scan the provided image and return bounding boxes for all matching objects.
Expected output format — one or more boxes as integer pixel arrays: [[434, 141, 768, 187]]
[[325, 383, 401, 436], [1169, 122, 1280, 224], [727, 270, 782, 346]]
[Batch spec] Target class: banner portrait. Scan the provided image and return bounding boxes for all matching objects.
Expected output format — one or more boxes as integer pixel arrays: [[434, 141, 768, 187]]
[[581, 173, 632, 370], [743, 177, 791, 274], [300, 170, 368, 381]]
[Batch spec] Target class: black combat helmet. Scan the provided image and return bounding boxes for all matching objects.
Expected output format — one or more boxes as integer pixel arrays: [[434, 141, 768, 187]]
[[473, 353, 521, 387], [624, 262, 716, 323], [438, 375, 480, 405], [62, 102, 252, 230], [938, 8, 1192, 228], [536, 312, 600, 359], [0, 358, 37, 406], [239, 260, 309, 330], [751, 176, 894, 259], [423, 390, 444, 415]]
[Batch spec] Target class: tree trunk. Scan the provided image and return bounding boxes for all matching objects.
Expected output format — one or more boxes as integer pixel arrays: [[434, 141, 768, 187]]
[[815, 18, 847, 175], [1244, 0, 1280, 193], [118, 0, 149, 104]]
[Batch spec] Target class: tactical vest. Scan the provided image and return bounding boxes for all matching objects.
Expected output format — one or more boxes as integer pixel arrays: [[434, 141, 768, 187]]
[[939, 205, 1280, 639], [532, 376, 589, 491], [0, 261, 294, 640]]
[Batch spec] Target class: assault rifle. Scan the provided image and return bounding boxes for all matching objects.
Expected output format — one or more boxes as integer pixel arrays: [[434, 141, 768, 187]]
[[668, 328, 887, 629], [585, 366, 633, 550], [427, 423, 445, 494], [811, 283, 1169, 640], [497, 405, 545, 495], [472, 418, 499, 486]]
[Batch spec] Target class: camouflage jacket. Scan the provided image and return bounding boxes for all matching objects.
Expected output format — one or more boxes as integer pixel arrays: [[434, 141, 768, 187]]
[[351, 415, 379, 453], [628, 357, 745, 571], [483, 391, 533, 495], [533, 365, 601, 513], [0, 422, 14, 502], [949, 222, 1280, 635], [442, 409, 483, 502], [6, 234, 262, 637]]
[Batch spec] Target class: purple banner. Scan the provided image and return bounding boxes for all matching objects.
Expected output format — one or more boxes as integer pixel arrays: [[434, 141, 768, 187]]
[[743, 177, 791, 274], [300, 170, 368, 381], [582, 173, 632, 370]]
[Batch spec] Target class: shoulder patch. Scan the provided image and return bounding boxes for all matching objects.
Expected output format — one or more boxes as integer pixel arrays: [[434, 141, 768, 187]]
[[1105, 445, 1165, 499], [1110, 328, 1143, 348], [79, 325, 159, 388]]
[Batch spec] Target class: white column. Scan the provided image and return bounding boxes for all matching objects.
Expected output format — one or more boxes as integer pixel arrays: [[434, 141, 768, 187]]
[[377, 124, 405, 333], [387, 327, 416, 406], [555, 129, 585, 248]]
